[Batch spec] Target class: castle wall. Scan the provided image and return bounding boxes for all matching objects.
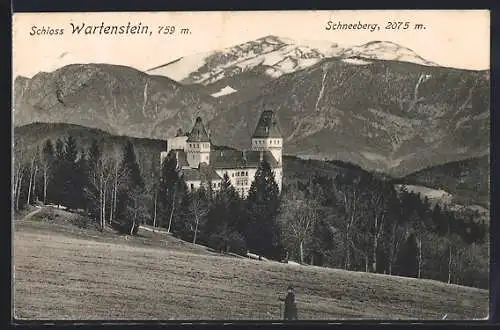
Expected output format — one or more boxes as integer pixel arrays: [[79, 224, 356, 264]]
[[251, 137, 283, 165], [160, 151, 169, 166], [167, 136, 188, 154], [186, 142, 211, 168], [215, 166, 282, 198], [185, 179, 222, 192]]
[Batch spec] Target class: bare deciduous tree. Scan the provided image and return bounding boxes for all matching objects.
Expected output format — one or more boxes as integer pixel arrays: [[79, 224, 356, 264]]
[[39, 145, 53, 204], [108, 147, 129, 225], [27, 147, 39, 206], [189, 193, 209, 245], [364, 186, 390, 273], [279, 188, 319, 264], [13, 142, 26, 211], [84, 154, 114, 230], [335, 174, 364, 270]]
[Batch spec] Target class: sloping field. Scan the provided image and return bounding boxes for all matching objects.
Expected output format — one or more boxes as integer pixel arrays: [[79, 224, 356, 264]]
[[13, 210, 489, 321]]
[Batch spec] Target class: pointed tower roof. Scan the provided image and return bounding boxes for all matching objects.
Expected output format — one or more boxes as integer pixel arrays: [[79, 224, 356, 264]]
[[252, 110, 282, 138], [187, 116, 211, 142]]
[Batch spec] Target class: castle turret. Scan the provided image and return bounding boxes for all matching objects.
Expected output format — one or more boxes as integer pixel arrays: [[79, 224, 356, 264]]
[[186, 116, 211, 168], [251, 110, 283, 165]]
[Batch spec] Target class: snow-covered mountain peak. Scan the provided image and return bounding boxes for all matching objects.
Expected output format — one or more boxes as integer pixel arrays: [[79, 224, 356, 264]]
[[146, 36, 436, 87], [147, 35, 343, 85], [255, 35, 294, 45], [343, 40, 437, 67]]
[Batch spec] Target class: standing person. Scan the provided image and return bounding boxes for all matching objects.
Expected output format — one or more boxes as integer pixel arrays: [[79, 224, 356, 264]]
[[279, 285, 298, 320]]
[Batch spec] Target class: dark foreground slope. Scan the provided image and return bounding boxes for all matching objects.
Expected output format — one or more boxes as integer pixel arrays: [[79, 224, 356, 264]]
[[13, 208, 489, 320]]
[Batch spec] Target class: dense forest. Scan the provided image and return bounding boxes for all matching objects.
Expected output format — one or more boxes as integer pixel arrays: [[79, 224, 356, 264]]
[[13, 134, 489, 289]]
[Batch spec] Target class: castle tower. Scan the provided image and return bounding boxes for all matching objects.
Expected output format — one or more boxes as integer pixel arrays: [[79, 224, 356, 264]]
[[251, 110, 283, 165], [186, 117, 211, 168]]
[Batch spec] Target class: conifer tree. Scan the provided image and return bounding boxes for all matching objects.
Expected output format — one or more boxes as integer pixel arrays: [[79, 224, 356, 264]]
[[245, 160, 282, 259], [121, 141, 143, 189], [84, 139, 103, 222], [63, 135, 78, 163], [55, 138, 65, 160], [52, 138, 65, 204], [40, 139, 55, 204], [117, 140, 146, 235], [205, 173, 244, 253], [159, 152, 182, 232], [62, 135, 80, 209]]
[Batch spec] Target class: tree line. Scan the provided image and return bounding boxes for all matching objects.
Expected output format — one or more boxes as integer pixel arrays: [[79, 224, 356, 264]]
[[13, 135, 489, 289], [13, 136, 146, 234]]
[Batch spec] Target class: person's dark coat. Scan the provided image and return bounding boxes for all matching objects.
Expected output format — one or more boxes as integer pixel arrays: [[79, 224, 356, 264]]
[[280, 291, 298, 320]]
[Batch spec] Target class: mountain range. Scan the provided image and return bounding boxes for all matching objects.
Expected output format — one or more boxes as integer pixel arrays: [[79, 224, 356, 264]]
[[147, 36, 439, 106], [13, 35, 490, 177]]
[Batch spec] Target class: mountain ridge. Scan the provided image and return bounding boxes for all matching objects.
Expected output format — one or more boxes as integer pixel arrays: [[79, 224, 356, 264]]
[[206, 56, 489, 176], [13, 36, 489, 177], [146, 35, 441, 91], [13, 63, 220, 140]]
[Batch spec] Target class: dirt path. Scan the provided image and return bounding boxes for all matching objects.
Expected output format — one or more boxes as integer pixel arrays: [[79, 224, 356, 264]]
[[20, 207, 44, 222]]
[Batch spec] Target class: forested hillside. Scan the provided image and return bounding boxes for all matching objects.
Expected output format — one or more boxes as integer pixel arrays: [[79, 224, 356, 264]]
[[13, 123, 489, 289]]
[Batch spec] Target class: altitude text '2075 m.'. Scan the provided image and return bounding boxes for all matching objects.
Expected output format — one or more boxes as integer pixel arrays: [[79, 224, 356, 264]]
[[325, 20, 427, 32]]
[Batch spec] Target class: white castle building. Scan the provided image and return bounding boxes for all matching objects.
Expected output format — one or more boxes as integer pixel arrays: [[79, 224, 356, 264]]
[[160, 110, 283, 197]]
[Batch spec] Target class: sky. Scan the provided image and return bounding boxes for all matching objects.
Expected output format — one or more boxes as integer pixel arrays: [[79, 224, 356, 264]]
[[12, 10, 490, 78]]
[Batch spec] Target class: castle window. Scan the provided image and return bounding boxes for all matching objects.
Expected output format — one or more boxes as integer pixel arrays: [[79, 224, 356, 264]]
[[218, 182, 221, 187], [213, 183, 216, 188], [245, 171, 248, 176], [236, 172, 240, 177], [232, 173, 234, 177], [190, 184, 194, 190]]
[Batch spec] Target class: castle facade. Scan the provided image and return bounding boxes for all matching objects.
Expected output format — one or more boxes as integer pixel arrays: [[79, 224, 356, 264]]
[[160, 110, 283, 197]]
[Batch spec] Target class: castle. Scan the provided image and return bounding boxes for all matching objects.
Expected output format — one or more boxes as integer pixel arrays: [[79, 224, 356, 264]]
[[160, 110, 283, 198]]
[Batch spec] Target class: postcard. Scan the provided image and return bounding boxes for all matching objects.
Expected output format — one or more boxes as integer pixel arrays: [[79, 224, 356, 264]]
[[12, 10, 490, 321]]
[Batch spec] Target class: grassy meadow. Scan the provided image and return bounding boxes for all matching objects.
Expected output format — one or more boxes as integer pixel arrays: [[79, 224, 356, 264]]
[[13, 207, 489, 321]]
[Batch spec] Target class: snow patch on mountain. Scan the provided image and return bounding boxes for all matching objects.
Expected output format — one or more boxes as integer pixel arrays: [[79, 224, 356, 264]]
[[148, 52, 213, 82], [343, 41, 437, 67], [342, 58, 373, 65], [211, 85, 237, 98], [395, 184, 453, 201]]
